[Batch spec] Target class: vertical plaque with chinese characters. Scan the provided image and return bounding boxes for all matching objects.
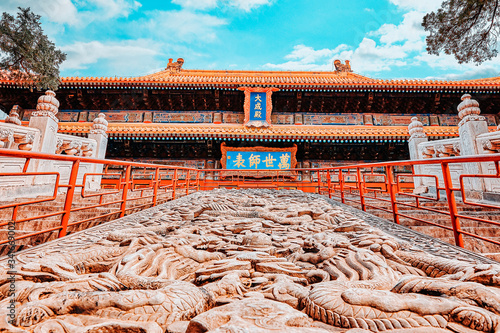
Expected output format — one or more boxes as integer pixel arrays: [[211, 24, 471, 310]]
[[239, 87, 279, 128]]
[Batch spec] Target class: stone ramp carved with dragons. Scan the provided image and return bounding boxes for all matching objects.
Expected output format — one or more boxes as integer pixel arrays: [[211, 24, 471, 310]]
[[0, 189, 499, 333]]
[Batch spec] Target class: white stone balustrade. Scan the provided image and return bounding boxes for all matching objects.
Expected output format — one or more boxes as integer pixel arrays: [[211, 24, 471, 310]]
[[475, 130, 500, 193], [55, 134, 96, 157], [415, 138, 463, 189], [0, 124, 39, 151], [408, 94, 499, 199], [418, 139, 461, 159], [53, 133, 98, 186], [0, 116, 42, 198], [0, 92, 109, 200]]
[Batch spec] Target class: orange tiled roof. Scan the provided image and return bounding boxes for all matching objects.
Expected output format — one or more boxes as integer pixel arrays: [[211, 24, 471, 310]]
[[57, 69, 500, 90], [2, 67, 500, 90], [57, 122, 496, 140]]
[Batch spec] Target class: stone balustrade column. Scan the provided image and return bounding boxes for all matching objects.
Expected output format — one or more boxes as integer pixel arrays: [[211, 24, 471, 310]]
[[87, 113, 108, 190], [88, 113, 108, 159], [457, 94, 489, 194], [28, 91, 60, 181], [407, 117, 428, 190], [28, 90, 60, 154]]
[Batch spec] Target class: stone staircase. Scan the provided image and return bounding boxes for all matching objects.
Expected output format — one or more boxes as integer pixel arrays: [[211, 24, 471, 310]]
[[361, 197, 500, 260], [0, 188, 177, 255]]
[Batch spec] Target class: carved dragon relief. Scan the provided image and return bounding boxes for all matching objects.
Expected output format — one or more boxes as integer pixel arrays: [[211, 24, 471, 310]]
[[0, 189, 499, 333]]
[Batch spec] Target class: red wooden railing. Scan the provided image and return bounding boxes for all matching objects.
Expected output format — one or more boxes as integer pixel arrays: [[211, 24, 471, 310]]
[[0, 150, 200, 250], [0, 149, 499, 252]]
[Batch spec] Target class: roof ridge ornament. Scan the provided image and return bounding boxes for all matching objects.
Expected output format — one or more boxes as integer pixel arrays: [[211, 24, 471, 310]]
[[333, 60, 352, 73], [166, 58, 184, 74]]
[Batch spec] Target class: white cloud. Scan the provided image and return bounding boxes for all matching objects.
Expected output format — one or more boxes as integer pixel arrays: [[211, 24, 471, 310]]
[[264, 44, 348, 71], [263, 38, 412, 73], [416, 51, 500, 79], [229, 0, 273, 11], [138, 10, 227, 42], [263, 2, 434, 75], [388, 0, 441, 12], [171, 0, 273, 11], [172, 0, 218, 10], [80, 0, 141, 20], [428, 67, 500, 81], [284, 44, 347, 63], [0, 0, 140, 25], [371, 11, 425, 44], [0, 0, 78, 25], [263, 0, 497, 78], [60, 40, 161, 75]]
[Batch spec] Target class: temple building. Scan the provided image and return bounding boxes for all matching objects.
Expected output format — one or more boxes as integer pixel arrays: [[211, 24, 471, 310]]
[[0, 58, 499, 170]]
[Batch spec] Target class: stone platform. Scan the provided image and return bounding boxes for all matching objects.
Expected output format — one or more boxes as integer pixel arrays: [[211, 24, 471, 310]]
[[0, 189, 499, 333]]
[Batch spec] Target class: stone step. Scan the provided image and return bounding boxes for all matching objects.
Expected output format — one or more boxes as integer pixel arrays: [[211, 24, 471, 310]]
[[440, 236, 500, 254], [408, 225, 500, 238]]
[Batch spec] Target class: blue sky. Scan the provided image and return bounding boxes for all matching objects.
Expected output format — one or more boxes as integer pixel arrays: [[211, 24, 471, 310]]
[[1, 0, 499, 80]]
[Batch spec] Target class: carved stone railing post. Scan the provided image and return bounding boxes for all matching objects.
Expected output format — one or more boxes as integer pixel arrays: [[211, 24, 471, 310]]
[[457, 94, 488, 195], [29, 90, 59, 154], [28, 90, 60, 184], [5, 105, 22, 126], [87, 113, 109, 190], [407, 117, 428, 191], [88, 113, 108, 159]]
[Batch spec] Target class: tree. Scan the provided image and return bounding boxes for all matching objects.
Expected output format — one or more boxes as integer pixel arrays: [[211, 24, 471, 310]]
[[423, 0, 500, 64], [0, 7, 66, 90]]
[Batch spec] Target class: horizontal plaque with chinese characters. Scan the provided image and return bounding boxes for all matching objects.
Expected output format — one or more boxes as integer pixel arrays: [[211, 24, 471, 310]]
[[221, 143, 297, 171], [227, 151, 291, 170]]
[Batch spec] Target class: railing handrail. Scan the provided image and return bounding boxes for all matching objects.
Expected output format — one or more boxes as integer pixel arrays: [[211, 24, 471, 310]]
[[202, 153, 500, 173], [1, 149, 500, 254], [0, 148, 199, 171]]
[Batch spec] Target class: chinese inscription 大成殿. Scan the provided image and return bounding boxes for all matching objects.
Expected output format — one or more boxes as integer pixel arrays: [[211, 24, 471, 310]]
[[250, 92, 266, 121]]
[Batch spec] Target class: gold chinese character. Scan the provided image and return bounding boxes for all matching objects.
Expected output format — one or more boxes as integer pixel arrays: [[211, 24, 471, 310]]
[[254, 102, 262, 111], [254, 111, 262, 118], [263, 153, 276, 168], [249, 154, 261, 169], [255, 94, 262, 102], [234, 153, 245, 168], [278, 154, 290, 169]]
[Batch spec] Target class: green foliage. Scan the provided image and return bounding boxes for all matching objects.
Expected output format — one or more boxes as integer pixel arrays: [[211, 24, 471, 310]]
[[0, 7, 66, 90], [423, 0, 500, 64]]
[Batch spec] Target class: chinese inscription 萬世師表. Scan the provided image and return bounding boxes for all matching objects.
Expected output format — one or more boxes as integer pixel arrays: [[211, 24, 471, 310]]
[[227, 151, 291, 170]]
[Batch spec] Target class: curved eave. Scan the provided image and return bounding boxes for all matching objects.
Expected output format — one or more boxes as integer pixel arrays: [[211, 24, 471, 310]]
[[1, 71, 500, 91], [53, 71, 500, 91], [54, 79, 500, 92], [58, 123, 495, 141]]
